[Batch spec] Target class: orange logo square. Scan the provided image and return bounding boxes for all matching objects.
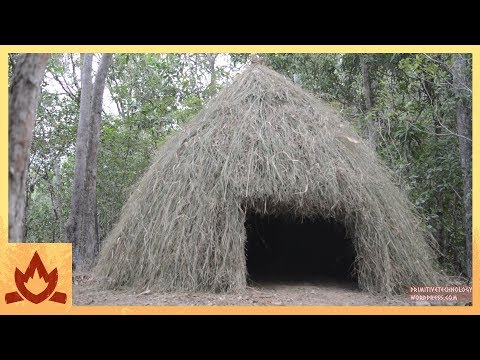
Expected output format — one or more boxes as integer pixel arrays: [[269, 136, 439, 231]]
[[0, 243, 72, 313]]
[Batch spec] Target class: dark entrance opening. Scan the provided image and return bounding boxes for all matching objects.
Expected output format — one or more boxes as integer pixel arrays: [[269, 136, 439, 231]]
[[245, 212, 356, 284]]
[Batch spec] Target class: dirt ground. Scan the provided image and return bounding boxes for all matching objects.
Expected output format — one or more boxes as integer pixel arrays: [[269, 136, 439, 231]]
[[73, 273, 411, 306]]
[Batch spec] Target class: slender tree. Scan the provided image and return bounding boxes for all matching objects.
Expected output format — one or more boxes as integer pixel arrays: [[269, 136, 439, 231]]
[[83, 54, 113, 265], [206, 53, 217, 96], [8, 54, 49, 243], [452, 54, 472, 279], [66, 54, 112, 270], [359, 55, 375, 146], [65, 54, 93, 262]]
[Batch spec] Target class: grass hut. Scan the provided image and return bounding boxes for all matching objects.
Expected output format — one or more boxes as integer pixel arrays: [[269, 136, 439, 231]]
[[95, 64, 444, 294]]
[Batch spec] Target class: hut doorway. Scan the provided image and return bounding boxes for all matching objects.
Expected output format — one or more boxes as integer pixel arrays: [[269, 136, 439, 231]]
[[245, 211, 357, 285]]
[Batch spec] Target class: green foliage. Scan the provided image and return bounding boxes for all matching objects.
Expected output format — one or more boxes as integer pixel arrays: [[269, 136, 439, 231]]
[[25, 183, 56, 243]]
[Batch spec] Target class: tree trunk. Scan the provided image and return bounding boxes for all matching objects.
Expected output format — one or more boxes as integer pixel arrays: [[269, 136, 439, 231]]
[[423, 76, 447, 261], [360, 55, 375, 146], [452, 54, 472, 279], [8, 54, 49, 243], [23, 158, 33, 241], [53, 162, 63, 241], [206, 54, 217, 96], [293, 73, 302, 86], [65, 54, 93, 266], [82, 54, 113, 268]]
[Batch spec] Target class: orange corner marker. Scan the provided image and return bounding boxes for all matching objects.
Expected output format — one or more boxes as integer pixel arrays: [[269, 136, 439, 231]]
[[5, 251, 67, 304]]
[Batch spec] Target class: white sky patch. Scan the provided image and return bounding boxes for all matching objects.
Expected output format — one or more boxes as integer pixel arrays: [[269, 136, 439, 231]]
[[43, 54, 118, 116]]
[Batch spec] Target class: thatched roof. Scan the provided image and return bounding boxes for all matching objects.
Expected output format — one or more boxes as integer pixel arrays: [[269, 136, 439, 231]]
[[95, 64, 445, 294]]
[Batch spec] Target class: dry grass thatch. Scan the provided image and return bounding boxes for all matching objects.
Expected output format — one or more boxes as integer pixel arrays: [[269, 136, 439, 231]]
[[95, 64, 447, 294]]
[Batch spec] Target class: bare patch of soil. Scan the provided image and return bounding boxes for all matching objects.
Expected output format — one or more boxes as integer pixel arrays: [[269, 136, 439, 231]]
[[73, 274, 407, 306]]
